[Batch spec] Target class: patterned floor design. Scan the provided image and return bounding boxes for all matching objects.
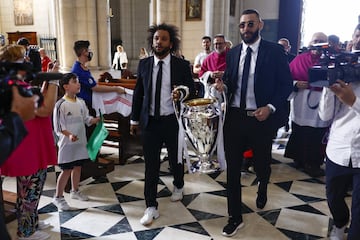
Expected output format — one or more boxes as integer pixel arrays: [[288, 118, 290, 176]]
[[4, 128, 351, 240]]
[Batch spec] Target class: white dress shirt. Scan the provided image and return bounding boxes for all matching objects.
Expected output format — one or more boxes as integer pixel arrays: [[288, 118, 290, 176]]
[[151, 54, 175, 116], [319, 81, 360, 168], [231, 38, 260, 110]]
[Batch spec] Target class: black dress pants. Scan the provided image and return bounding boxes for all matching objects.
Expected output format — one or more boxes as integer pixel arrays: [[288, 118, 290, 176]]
[[224, 108, 276, 221], [142, 114, 184, 208]]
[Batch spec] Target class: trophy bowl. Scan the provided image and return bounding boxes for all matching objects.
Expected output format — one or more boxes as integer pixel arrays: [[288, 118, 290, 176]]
[[181, 97, 221, 173]]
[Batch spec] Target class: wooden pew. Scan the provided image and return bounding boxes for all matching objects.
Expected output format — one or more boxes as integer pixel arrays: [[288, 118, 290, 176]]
[[97, 80, 141, 165]]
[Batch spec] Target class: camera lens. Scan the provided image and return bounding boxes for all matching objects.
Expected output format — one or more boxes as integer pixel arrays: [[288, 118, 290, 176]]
[[14, 80, 34, 98]]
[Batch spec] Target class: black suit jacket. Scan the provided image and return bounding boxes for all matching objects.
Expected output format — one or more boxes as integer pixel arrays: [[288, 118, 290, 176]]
[[131, 55, 195, 128], [223, 39, 293, 129], [27, 48, 41, 73]]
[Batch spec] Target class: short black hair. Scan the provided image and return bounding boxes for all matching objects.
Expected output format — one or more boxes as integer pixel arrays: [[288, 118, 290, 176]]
[[73, 40, 90, 57], [60, 73, 77, 90], [147, 23, 180, 54], [241, 9, 261, 19], [328, 35, 340, 44], [202, 36, 211, 42], [17, 37, 30, 46]]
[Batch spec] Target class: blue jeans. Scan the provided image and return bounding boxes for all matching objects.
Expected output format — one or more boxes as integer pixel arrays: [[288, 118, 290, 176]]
[[326, 158, 360, 240]]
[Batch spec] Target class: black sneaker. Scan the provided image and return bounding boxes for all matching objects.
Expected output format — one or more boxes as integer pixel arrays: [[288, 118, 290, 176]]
[[256, 191, 267, 209], [222, 219, 244, 237]]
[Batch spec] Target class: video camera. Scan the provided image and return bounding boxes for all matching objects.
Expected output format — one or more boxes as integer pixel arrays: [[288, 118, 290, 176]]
[[308, 43, 360, 87], [0, 61, 63, 117]]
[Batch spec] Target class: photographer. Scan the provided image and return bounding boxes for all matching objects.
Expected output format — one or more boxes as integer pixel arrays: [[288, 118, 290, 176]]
[[0, 85, 38, 164], [319, 24, 360, 240], [0, 44, 59, 240], [0, 84, 38, 240]]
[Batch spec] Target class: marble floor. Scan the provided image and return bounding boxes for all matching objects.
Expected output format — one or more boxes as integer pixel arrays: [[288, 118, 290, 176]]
[[3, 129, 351, 240]]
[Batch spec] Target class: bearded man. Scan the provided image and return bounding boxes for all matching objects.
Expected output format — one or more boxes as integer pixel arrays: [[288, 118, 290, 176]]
[[214, 9, 293, 237], [130, 23, 195, 226]]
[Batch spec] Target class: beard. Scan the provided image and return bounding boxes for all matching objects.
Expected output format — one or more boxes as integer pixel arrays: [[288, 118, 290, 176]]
[[240, 29, 260, 44], [153, 46, 171, 58], [354, 41, 360, 51]]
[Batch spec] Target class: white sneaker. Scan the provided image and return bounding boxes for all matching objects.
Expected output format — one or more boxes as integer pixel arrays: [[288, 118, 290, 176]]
[[170, 186, 183, 202], [18, 230, 50, 240], [140, 207, 160, 225], [52, 196, 71, 211], [38, 220, 51, 230], [70, 190, 89, 201], [329, 225, 346, 240]]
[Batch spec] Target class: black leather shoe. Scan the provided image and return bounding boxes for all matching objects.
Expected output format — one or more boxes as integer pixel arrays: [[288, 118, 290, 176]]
[[256, 182, 268, 209], [256, 191, 267, 209]]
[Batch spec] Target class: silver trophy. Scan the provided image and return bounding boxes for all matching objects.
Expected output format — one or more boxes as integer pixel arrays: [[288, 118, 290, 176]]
[[174, 86, 225, 173]]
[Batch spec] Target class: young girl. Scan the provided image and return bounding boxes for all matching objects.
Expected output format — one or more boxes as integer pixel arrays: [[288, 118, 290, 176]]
[[52, 73, 99, 211]]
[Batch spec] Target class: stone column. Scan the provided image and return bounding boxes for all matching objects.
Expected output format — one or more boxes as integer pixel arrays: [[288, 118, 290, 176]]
[[84, 0, 99, 68], [96, 0, 111, 70], [56, 0, 110, 70], [57, 0, 76, 71]]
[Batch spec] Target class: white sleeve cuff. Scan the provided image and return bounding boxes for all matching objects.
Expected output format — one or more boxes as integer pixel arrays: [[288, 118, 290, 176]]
[[130, 120, 139, 125], [351, 97, 360, 114], [267, 104, 276, 113]]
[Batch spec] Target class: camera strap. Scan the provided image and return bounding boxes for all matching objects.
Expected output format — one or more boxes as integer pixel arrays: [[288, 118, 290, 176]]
[[306, 90, 320, 109]]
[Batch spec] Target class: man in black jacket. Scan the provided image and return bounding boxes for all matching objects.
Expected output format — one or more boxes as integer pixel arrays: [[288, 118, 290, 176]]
[[130, 23, 195, 226], [17, 37, 41, 73], [215, 9, 293, 237]]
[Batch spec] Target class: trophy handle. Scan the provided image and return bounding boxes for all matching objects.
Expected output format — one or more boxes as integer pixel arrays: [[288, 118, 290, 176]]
[[172, 85, 189, 120], [173, 85, 189, 102], [208, 85, 227, 123]]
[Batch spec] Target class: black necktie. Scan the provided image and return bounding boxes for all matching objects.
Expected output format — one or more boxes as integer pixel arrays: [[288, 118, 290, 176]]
[[240, 47, 252, 110], [154, 61, 163, 118]]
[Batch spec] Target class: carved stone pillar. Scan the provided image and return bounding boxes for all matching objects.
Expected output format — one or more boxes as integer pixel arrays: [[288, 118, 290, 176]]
[[57, 0, 76, 71], [96, 0, 111, 69], [56, 0, 111, 70]]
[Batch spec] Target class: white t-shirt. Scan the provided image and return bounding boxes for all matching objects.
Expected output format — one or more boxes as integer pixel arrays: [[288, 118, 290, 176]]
[[53, 96, 93, 164], [194, 51, 209, 67]]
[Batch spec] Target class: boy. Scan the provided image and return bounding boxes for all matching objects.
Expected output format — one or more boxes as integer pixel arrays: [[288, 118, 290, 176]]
[[52, 73, 99, 211]]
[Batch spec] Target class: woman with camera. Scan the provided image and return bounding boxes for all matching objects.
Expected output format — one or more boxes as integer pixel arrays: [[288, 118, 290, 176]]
[[0, 80, 39, 240], [0, 44, 60, 240]]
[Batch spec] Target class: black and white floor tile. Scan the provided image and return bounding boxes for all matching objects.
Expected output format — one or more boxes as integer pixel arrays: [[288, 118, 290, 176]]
[[4, 128, 351, 239]]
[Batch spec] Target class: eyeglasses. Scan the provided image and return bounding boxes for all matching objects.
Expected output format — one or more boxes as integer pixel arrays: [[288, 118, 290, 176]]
[[214, 42, 225, 45], [238, 21, 257, 29]]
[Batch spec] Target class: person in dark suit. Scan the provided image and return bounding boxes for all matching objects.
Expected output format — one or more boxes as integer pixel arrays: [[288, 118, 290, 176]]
[[278, 38, 296, 63], [130, 23, 195, 226], [215, 9, 293, 237], [17, 37, 42, 73]]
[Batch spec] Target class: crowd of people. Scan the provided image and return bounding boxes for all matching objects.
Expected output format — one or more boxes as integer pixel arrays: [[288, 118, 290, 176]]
[[1, 7, 360, 240]]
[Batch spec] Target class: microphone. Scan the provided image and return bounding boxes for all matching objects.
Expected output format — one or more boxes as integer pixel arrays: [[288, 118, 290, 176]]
[[29, 72, 64, 85], [35, 72, 64, 81]]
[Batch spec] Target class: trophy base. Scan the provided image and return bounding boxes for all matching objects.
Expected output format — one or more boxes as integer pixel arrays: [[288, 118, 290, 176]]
[[191, 159, 220, 174]]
